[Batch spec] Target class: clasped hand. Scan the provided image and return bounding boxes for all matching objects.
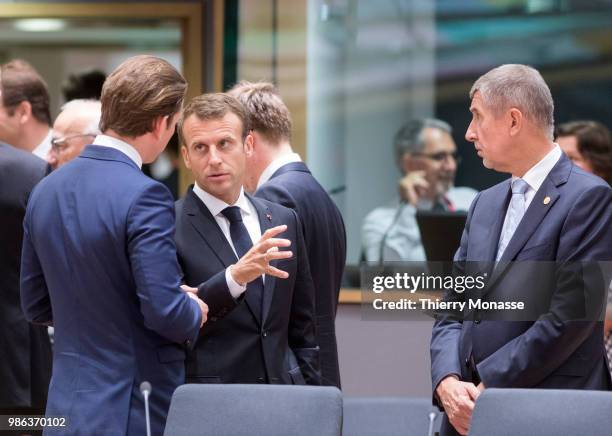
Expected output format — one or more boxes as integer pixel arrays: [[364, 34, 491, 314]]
[[436, 376, 485, 435]]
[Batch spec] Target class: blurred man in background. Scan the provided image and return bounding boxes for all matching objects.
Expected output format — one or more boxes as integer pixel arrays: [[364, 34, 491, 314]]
[[362, 118, 477, 262], [0, 59, 52, 160], [229, 81, 345, 388], [47, 99, 101, 170], [0, 142, 52, 427]]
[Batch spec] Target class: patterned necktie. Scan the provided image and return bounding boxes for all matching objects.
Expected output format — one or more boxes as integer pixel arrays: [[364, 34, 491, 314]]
[[221, 206, 264, 318], [496, 178, 529, 261]]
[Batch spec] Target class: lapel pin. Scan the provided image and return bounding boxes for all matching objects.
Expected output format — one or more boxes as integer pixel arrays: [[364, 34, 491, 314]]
[[266, 213, 272, 221], [543, 196, 551, 205]]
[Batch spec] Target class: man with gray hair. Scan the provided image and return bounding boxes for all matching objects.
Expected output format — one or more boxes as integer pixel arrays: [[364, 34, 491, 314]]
[[361, 118, 477, 262], [431, 64, 612, 435], [47, 99, 101, 170]]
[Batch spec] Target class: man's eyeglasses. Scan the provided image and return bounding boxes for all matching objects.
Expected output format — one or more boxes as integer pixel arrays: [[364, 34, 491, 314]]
[[411, 151, 461, 164], [51, 134, 96, 152]]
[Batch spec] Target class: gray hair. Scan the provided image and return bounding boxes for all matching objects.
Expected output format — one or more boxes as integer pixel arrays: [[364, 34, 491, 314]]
[[394, 118, 452, 171], [470, 64, 554, 139], [60, 99, 102, 135]]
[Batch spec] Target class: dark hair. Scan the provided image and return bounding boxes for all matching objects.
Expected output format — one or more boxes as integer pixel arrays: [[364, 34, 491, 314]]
[[555, 120, 612, 185], [62, 69, 106, 102], [0, 59, 51, 126], [99, 55, 187, 137], [178, 93, 249, 145], [227, 81, 291, 143]]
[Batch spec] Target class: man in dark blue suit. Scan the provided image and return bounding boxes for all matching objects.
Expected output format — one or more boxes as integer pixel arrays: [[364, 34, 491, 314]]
[[0, 143, 51, 421], [20, 56, 207, 435], [431, 64, 612, 435], [175, 93, 320, 386], [229, 82, 346, 387]]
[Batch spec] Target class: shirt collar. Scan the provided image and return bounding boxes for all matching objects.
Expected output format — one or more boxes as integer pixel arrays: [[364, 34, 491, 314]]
[[32, 129, 53, 160], [93, 134, 143, 169], [257, 152, 302, 190], [514, 144, 562, 192], [192, 183, 252, 218]]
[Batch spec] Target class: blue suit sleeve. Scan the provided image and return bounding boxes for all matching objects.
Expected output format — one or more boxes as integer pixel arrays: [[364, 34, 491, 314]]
[[196, 269, 241, 323], [430, 192, 481, 404], [477, 184, 612, 387], [127, 182, 202, 345], [20, 205, 53, 325]]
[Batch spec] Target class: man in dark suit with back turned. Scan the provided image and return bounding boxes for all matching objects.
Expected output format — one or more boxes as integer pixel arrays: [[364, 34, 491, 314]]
[[431, 64, 612, 436], [229, 81, 346, 387], [175, 93, 320, 386], [20, 56, 208, 436], [0, 143, 52, 422]]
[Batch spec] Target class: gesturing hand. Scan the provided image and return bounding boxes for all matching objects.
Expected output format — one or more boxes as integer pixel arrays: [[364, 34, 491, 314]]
[[436, 376, 481, 435], [230, 224, 293, 285]]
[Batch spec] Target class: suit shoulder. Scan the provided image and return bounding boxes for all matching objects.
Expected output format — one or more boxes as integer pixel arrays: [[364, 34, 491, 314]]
[[568, 165, 611, 190], [256, 178, 296, 204], [251, 195, 295, 218], [0, 143, 47, 176]]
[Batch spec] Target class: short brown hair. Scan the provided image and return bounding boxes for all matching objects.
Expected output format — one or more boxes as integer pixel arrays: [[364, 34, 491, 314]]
[[99, 55, 187, 137], [0, 59, 51, 126], [555, 120, 612, 185], [178, 93, 248, 145], [227, 81, 291, 143]]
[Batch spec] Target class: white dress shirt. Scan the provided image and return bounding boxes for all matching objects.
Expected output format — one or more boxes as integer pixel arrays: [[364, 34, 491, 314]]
[[93, 134, 143, 169], [32, 129, 52, 160], [192, 183, 263, 298], [257, 152, 302, 190], [497, 144, 562, 255], [362, 186, 478, 262]]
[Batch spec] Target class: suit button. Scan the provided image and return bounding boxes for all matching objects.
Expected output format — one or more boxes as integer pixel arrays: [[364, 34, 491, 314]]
[[465, 358, 470, 367], [474, 319, 481, 325], [262, 330, 268, 337], [185, 340, 192, 347]]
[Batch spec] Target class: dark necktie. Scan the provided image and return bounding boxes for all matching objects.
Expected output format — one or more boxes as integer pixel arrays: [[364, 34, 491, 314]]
[[221, 206, 264, 319], [432, 195, 455, 212]]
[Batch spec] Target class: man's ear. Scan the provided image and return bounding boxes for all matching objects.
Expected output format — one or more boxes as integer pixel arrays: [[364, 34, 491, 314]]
[[244, 132, 254, 157], [17, 101, 32, 124], [151, 115, 168, 140], [180, 144, 191, 169], [508, 108, 523, 137]]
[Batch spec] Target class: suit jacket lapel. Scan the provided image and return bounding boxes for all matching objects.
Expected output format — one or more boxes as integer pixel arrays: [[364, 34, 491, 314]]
[[247, 193, 277, 325], [486, 154, 570, 289], [484, 181, 512, 263], [184, 188, 238, 268], [185, 188, 266, 325]]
